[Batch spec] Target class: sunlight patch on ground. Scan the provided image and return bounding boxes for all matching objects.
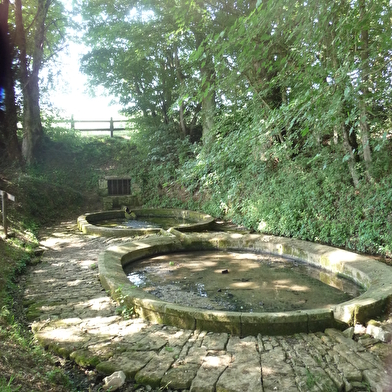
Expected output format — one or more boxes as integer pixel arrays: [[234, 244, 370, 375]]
[[38, 327, 86, 343], [230, 281, 256, 289], [203, 355, 231, 367], [79, 259, 98, 268], [73, 297, 114, 311]]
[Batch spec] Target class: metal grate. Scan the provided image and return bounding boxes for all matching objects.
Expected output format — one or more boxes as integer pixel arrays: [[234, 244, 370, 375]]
[[107, 178, 131, 195]]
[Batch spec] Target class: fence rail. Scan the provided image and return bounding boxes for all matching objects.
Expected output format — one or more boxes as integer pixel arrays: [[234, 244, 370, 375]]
[[56, 116, 126, 137]]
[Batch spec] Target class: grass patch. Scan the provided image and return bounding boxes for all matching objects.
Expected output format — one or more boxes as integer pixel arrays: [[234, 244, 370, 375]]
[[0, 376, 21, 392], [0, 235, 76, 392]]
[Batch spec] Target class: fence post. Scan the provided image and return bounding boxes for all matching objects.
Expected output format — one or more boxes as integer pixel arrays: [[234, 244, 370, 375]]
[[71, 114, 75, 130], [1, 191, 16, 238], [110, 117, 114, 137], [1, 191, 7, 238]]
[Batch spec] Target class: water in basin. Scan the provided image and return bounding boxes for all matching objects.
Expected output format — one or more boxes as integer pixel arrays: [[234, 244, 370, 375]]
[[97, 216, 195, 230], [124, 250, 364, 312]]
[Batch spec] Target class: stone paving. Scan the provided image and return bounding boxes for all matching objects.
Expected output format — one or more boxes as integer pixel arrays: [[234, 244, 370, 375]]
[[22, 221, 392, 392]]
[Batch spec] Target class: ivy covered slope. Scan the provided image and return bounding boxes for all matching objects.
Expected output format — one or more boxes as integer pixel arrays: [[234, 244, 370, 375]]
[[128, 110, 392, 257], [77, 1, 392, 256]]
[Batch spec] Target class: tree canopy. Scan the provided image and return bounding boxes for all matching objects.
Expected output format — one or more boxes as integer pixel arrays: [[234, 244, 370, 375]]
[[78, 0, 391, 184]]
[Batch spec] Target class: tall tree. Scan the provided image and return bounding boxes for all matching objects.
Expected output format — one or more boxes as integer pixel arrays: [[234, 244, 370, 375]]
[[15, 0, 47, 163], [219, 0, 392, 185], [0, 0, 21, 162], [79, 0, 391, 187], [13, 0, 67, 164], [81, 1, 181, 126], [357, 0, 372, 180]]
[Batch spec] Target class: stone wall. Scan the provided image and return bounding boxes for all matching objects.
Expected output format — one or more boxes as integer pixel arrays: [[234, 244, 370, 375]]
[[98, 176, 141, 210]]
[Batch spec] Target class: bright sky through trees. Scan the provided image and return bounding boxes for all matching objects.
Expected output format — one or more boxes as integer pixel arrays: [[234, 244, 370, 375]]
[[47, 42, 124, 121], [46, 2, 156, 122], [45, 1, 124, 121]]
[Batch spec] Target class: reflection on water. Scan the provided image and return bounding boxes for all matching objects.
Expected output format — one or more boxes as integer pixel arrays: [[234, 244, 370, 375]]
[[124, 250, 365, 313], [97, 216, 194, 230]]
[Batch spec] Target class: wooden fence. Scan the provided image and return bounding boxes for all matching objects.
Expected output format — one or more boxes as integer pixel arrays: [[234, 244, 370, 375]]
[[17, 117, 128, 137], [67, 116, 126, 137], [50, 116, 126, 137]]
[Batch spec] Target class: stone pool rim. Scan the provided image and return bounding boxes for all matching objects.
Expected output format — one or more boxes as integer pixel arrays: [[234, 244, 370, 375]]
[[77, 208, 215, 237], [98, 230, 392, 336]]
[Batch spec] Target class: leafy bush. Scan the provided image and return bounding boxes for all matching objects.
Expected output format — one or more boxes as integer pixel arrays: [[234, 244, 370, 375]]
[[7, 119, 392, 257], [175, 112, 392, 256]]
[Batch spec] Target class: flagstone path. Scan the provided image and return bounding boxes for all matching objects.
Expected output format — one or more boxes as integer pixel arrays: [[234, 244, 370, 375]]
[[22, 221, 392, 391]]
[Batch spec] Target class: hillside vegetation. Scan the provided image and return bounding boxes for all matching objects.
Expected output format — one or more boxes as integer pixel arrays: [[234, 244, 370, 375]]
[[3, 121, 392, 257], [75, 0, 392, 256]]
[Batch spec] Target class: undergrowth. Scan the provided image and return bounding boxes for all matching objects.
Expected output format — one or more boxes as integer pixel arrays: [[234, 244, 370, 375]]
[[6, 121, 390, 259], [126, 116, 392, 257]]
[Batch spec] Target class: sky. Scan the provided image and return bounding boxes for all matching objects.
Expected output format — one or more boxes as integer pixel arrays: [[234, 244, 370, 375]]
[[46, 36, 125, 122], [44, 2, 154, 124]]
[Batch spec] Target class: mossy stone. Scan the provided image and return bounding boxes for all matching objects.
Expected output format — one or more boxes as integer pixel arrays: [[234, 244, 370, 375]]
[[96, 360, 119, 375], [49, 342, 76, 359], [70, 349, 101, 367], [25, 302, 44, 321]]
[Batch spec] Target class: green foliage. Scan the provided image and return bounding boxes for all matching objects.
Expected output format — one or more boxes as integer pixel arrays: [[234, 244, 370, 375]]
[[79, 0, 183, 125], [8, 0, 68, 65], [176, 108, 392, 255], [45, 369, 72, 387], [7, 126, 141, 225], [127, 122, 195, 207], [114, 286, 135, 319], [0, 376, 21, 392], [10, 110, 392, 258], [0, 239, 33, 317], [305, 369, 316, 389]]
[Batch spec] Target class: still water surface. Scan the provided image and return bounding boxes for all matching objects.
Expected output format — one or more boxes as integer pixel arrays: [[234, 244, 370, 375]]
[[97, 216, 194, 230], [124, 250, 364, 312]]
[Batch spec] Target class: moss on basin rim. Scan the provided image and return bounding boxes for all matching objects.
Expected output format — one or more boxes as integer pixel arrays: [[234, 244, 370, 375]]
[[98, 230, 392, 336], [77, 208, 215, 237]]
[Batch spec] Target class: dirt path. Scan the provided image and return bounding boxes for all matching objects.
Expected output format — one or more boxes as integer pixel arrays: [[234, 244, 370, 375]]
[[22, 220, 392, 391]]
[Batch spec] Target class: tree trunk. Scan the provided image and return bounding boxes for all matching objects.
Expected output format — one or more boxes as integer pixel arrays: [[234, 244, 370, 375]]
[[329, 16, 361, 187], [358, 0, 372, 181], [15, 0, 50, 164], [175, 49, 189, 138], [194, 31, 216, 147], [0, 0, 21, 162], [341, 124, 360, 187], [201, 83, 216, 145], [21, 79, 43, 164]]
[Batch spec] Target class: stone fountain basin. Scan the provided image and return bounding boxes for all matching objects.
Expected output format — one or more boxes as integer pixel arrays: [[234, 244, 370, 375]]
[[98, 229, 392, 336], [77, 208, 215, 237]]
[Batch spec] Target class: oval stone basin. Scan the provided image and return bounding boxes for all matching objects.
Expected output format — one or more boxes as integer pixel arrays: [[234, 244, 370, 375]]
[[98, 230, 392, 335], [124, 250, 364, 313], [77, 208, 215, 237]]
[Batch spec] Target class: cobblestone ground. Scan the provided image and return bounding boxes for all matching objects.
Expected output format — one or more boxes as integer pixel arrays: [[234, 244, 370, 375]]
[[22, 221, 392, 392]]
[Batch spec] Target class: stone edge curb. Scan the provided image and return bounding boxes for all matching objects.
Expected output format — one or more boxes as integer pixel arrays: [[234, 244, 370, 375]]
[[77, 209, 215, 237], [98, 231, 392, 335]]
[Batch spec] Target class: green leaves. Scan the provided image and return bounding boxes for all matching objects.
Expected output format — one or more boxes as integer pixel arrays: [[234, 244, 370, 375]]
[[74, 0, 392, 256]]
